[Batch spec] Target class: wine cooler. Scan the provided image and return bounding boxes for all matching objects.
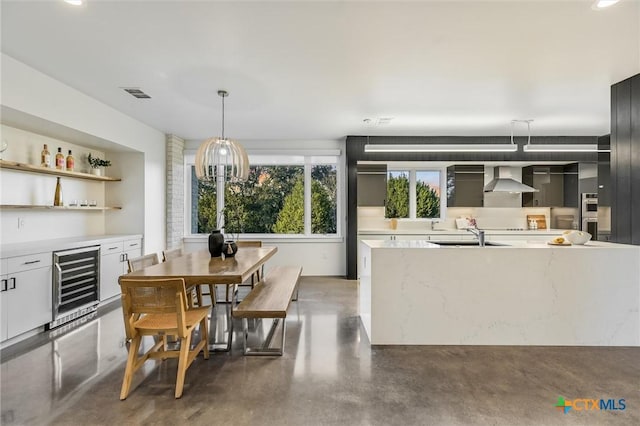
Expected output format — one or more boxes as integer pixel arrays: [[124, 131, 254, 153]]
[[50, 246, 100, 329]]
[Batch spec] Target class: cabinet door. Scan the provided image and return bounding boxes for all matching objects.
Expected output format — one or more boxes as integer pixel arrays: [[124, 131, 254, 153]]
[[1, 274, 8, 341], [525, 166, 564, 207], [100, 251, 122, 301], [447, 165, 484, 207], [357, 164, 387, 206], [7, 266, 52, 339]]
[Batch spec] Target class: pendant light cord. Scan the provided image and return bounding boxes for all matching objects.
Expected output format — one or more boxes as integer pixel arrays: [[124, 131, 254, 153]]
[[221, 94, 225, 140]]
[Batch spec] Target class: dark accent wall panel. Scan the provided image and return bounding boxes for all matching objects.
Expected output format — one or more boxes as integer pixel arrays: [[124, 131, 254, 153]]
[[345, 135, 598, 279], [631, 75, 640, 245], [611, 75, 636, 245]]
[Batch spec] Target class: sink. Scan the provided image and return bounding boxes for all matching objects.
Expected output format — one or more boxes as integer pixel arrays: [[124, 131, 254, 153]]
[[431, 241, 508, 247]]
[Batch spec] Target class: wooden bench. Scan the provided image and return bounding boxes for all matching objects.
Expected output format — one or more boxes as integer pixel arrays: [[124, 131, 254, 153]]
[[232, 266, 302, 356]]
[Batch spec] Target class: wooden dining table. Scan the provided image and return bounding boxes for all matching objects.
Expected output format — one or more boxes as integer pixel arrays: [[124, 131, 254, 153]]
[[121, 246, 278, 351]]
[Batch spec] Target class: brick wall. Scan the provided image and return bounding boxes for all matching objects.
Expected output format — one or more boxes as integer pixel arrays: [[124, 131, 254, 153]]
[[166, 134, 184, 249]]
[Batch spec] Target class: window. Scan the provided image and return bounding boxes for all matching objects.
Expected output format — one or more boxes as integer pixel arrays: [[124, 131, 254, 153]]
[[385, 169, 442, 219], [189, 153, 339, 237]]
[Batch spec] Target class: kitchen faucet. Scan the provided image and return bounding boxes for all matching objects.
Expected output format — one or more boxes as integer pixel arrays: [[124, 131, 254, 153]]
[[467, 226, 486, 247]]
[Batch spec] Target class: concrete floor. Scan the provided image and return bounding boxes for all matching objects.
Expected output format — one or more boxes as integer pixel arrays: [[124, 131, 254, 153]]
[[1, 276, 638, 425]]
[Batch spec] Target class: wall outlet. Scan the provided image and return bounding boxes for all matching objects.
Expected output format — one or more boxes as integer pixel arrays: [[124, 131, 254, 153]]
[[17, 217, 25, 229]]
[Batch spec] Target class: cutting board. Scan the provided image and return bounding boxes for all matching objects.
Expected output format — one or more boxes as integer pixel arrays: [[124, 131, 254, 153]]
[[527, 215, 547, 230]]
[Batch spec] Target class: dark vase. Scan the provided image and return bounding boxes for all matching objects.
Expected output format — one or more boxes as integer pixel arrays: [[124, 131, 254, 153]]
[[208, 230, 225, 257], [222, 240, 238, 257]]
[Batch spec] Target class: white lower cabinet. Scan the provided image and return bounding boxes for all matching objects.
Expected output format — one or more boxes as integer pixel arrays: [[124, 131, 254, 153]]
[[1, 253, 52, 341], [99, 250, 122, 302], [99, 239, 141, 301]]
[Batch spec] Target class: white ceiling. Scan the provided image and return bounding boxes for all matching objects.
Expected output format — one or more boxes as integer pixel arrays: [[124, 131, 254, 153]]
[[1, 0, 639, 141]]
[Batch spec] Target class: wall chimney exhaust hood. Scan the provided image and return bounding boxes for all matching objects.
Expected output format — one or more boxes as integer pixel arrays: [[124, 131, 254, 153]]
[[483, 167, 538, 193]]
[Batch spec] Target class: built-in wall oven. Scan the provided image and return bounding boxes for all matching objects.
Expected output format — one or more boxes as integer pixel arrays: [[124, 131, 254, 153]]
[[50, 246, 100, 329], [581, 193, 598, 239]]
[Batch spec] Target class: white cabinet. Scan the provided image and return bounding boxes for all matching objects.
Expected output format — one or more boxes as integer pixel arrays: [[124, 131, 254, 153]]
[[99, 248, 122, 302], [99, 238, 141, 301], [1, 252, 52, 341], [123, 239, 142, 267]]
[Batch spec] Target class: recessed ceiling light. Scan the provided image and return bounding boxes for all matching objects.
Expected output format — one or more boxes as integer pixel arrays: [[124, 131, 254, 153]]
[[64, 0, 83, 5], [593, 0, 620, 9]]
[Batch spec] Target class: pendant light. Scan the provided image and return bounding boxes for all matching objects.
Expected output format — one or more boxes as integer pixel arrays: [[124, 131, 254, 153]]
[[195, 90, 250, 182]]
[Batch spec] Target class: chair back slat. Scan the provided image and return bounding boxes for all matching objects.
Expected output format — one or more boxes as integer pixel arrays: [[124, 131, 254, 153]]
[[162, 247, 183, 262], [127, 253, 160, 272], [120, 278, 187, 312]]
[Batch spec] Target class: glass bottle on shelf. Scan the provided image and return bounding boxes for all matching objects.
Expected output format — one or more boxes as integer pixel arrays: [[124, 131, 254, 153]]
[[55, 147, 65, 170], [53, 177, 63, 206], [41, 144, 51, 167], [66, 150, 75, 171]]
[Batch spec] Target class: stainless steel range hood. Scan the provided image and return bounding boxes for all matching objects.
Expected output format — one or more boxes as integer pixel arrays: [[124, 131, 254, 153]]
[[483, 167, 538, 193]]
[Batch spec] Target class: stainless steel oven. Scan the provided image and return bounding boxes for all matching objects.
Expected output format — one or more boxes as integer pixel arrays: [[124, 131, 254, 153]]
[[581, 193, 598, 239]]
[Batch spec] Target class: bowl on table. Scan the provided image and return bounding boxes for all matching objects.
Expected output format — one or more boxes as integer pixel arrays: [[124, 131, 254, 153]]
[[563, 230, 592, 245]]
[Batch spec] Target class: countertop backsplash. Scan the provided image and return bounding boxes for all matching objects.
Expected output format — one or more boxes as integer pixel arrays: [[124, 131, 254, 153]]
[[357, 206, 560, 231]]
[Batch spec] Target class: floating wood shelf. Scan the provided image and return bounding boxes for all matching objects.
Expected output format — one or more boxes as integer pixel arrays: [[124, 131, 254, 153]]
[[0, 205, 122, 211], [0, 160, 121, 182]]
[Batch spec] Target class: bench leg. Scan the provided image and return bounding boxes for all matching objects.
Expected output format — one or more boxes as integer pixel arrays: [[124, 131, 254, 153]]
[[242, 317, 286, 356]]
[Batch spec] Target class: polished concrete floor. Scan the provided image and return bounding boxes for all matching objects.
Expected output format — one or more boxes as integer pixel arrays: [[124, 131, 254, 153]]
[[1, 276, 638, 425]]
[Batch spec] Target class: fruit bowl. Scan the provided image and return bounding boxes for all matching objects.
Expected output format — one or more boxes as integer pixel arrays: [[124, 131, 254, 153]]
[[564, 231, 592, 245]]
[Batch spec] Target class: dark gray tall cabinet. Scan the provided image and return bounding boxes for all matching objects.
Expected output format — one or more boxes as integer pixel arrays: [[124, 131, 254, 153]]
[[610, 73, 640, 245]]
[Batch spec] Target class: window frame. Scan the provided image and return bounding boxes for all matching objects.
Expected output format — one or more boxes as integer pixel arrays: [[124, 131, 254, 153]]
[[385, 165, 446, 221], [184, 150, 342, 240]]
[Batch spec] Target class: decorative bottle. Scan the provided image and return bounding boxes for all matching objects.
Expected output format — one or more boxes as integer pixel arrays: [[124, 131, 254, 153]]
[[55, 147, 65, 170], [53, 177, 63, 206], [66, 150, 75, 171], [208, 230, 225, 257], [41, 144, 51, 167]]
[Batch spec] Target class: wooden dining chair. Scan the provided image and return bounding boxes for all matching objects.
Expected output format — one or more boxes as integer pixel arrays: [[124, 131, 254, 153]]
[[225, 240, 263, 302], [118, 277, 210, 399], [162, 247, 183, 262], [127, 253, 159, 273]]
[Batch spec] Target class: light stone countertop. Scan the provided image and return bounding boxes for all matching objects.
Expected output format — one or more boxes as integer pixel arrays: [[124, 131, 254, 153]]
[[361, 239, 631, 249], [0, 234, 143, 258], [357, 228, 570, 235]]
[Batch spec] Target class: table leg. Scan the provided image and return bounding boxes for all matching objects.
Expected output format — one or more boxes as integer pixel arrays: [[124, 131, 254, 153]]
[[207, 286, 235, 352]]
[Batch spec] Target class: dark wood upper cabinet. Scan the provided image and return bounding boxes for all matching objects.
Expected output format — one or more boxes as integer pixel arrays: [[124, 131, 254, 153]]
[[357, 164, 387, 207], [598, 135, 611, 207], [522, 164, 578, 207], [447, 165, 484, 207]]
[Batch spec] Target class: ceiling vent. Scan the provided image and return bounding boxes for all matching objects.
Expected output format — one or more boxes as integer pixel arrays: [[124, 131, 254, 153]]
[[122, 88, 151, 99]]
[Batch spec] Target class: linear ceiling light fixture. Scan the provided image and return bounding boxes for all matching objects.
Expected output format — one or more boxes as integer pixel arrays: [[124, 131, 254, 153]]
[[519, 119, 605, 153], [364, 143, 517, 153], [195, 90, 250, 182]]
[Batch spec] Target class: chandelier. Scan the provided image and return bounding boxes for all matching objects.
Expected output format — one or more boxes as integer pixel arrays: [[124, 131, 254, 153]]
[[194, 90, 250, 182]]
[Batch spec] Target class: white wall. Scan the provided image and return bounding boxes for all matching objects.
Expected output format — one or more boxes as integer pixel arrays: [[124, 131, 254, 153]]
[[184, 138, 347, 276], [183, 238, 345, 276], [1, 54, 166, 254], [0, 125, 109, 242]]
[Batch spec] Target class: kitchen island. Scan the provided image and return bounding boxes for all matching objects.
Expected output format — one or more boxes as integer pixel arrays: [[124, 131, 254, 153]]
[[359, 239, 640, 346]]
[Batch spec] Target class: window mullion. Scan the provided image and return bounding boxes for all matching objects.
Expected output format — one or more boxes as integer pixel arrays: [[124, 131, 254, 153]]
[[409, 169, 417, 219], [304, 161, 312, 235]]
